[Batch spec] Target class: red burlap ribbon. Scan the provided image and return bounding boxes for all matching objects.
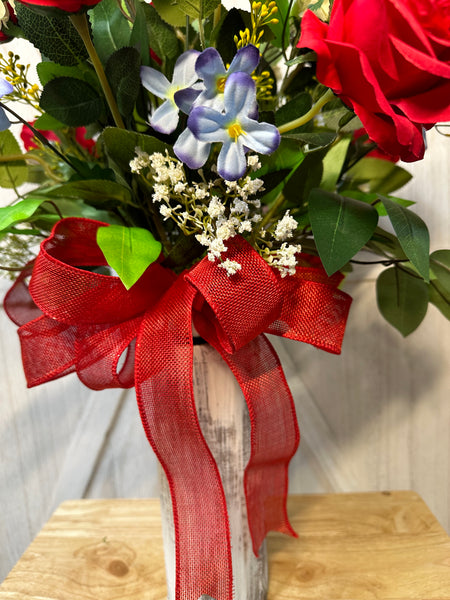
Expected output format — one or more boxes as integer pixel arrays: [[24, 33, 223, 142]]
[[4, 218, 352, 600]]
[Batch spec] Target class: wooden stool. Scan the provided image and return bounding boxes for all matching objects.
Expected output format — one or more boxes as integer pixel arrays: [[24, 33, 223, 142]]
[[1, 491, 449, 599]]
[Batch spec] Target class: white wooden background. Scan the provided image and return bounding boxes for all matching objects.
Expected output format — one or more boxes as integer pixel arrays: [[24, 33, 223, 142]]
[[1, 39, 449, 582]]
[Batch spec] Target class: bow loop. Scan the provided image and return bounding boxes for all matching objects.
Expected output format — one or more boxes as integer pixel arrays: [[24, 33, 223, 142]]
[[187, 236, 283, 353], [29, 218, 175, 325]]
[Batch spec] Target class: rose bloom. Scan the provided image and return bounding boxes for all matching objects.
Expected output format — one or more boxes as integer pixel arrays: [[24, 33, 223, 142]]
[[298, 0, 450, 162], [15, 0, 102, 15]]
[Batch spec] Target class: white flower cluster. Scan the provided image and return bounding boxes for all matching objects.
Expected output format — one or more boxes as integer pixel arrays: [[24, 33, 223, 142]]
[[129, 149, 301, 277]]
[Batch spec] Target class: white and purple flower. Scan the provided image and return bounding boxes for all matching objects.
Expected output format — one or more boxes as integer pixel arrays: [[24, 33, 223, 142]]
[[177, 72, 280, 181], [140, 50, 200, 135], [0, 78, 13, 130], [194, 44, 260, 111]]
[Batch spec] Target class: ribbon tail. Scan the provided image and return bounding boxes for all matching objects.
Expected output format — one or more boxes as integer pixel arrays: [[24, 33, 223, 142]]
[[210, 333, 300, 556], [135, 277, 233, 600]]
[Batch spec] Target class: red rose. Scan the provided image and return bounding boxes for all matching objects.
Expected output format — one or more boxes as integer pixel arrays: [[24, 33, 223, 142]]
[[16, 0, 102, 15], [298, 0, 450, 162]]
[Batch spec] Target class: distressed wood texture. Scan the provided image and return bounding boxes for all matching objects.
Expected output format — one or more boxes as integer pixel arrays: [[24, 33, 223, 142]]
[[1, 38, 449, 584], [1, 492, 450, 599], [158, 344, 268, 600]]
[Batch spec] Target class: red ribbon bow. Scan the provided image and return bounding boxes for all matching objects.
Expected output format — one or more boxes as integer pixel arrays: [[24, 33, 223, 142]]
[[5, 218, 352, 600]]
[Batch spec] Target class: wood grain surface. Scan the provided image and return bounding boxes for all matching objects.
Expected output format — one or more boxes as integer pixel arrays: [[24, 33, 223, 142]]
[[1, 492, 449, 600]]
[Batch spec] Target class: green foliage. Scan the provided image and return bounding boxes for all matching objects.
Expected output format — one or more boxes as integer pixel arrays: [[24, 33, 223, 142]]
[[377, 266, 429, 336], [145, 3, 180, 62], [39, 180, 133, 210], [90, 0, 132, 63], [0, 198, 46, 231], [429, 250, 450, 319], [40, 77, 104, 127], [309, 189, 379, 275], [175, 0, 221, 20], [380, 196, 430, 282], [0, 131, 28, 189], [105, 47, 141, 117], [320, 137, 351, 191], [37, 62, 94, 86], [15, 3, 88, 66], [101, 127, 172, 175], [130, 0, 151, 66], [276, 93, 312, 131], [341, 157, 412, 195], [97, 224, 162, 289], [151, 0, 187, 27]]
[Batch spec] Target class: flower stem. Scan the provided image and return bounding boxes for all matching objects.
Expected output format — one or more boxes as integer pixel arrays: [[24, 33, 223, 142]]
[[278, 88, 335, 134], [70, 13, 125, 130], [252, 190, 286, 240]]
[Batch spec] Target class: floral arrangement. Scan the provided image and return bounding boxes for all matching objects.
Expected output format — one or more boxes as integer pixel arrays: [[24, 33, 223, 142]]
[[0, 0, 448, 334], [0, 1, 449, 599]]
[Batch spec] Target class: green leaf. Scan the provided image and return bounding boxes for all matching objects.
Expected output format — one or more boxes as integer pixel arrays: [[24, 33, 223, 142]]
[[267, 0, 291, 49], [309, 188, 379, 275], [430, 250, 450, 288], [282, 148, 326, 206], [380, 197, 430, 282], [130, 0, 150, 65], [175, 0, 221, 20], [341, 157, 412, 195], [152, 0, 187, 27], [282, 131, 337, 150], [101, 127, 172, 174], [341, 190, 414, 216], [90, 0, 132, 63], [429, 250, 450, 319], [15, 3, 88, 66], [33, 113, 66, 130], [0, 131, 28, 189], [97, 225, 162, 289], [145, 3, 180, 61], [377, 266, 428, 336], [40, 77, 104, 127], [105, 47, 141, 117], [40, 179, 133, 209], [0, 197, 47, 231], [216, 8, 246, 66], [428, 282, 450, 320], [275, 93, 312, 131], [320, 136, 351, 191]]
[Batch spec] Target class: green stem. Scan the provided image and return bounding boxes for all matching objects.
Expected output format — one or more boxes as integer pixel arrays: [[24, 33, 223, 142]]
[[0, 153, 63, 181], [70, 13, 125, 130], [252, 190, 286, 240], [278, 88, 335, 134]]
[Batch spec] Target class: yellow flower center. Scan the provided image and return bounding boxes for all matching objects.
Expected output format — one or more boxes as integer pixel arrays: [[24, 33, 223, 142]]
[[228, 122, 246, 141], [216, 76, 227, 93]]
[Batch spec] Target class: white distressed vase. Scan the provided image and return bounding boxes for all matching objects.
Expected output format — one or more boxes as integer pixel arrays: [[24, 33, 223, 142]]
[[159, 342, 268, 600]]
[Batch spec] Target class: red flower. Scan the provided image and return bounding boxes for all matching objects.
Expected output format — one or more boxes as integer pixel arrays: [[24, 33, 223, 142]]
[[20, 122, 59, 150], [15, 0, 102, 15], [298, 0, 450, 162], [21, 121, 96, 155], [352, 128, 398, 163]]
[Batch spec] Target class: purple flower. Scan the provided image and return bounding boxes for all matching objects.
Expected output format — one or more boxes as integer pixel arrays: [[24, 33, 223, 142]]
[[180, 72, 280, 181], [195, 44, 260, 111], [140, 50, 200, 135], [0, 79, 13, 131]]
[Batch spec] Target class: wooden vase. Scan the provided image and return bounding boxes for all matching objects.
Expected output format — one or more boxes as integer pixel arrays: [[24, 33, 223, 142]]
[[158, 342, 268, 600]]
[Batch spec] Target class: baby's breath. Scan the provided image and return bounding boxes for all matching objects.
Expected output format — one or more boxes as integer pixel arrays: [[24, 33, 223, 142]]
[[129, 148, 302, 277]]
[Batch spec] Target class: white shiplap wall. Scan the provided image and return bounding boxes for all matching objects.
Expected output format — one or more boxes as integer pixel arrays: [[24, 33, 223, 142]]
[[1, 40, 449, 582]]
